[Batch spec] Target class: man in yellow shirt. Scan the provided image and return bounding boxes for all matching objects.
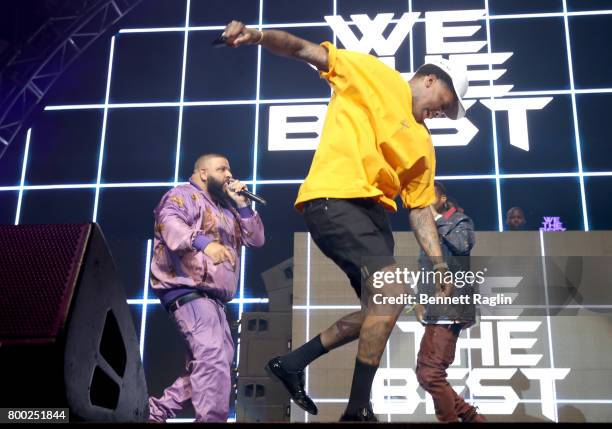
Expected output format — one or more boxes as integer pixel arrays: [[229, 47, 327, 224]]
[[221, 21, 468, 421]]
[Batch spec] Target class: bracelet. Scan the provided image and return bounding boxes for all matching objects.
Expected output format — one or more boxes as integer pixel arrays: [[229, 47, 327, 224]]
[[433, 262, 449, 272], [255, 29, 264, 45], [404, 304, 417, 314]]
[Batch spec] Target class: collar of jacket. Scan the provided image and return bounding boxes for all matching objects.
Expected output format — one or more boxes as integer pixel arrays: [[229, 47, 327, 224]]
[[188, 178, 217, 206], [442, 206, 457, 220]]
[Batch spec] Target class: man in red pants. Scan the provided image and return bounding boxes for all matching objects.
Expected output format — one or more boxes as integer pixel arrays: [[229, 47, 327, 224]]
[[414, 182, 486, 422]]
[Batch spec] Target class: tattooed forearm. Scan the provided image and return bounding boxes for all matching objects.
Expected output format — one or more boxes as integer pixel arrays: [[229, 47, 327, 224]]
[[259, 30, 329, 71], [409, 207, 444, 265]]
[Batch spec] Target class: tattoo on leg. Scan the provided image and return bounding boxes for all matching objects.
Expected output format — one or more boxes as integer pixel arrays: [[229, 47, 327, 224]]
[[321, 311, 364, 351], [335, 319, 361, 340]]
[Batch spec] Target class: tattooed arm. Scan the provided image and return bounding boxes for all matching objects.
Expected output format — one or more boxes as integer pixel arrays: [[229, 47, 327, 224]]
[[409, 206, 454, 297], [220, 20, 329, 71], [409, 207, 443, 263]]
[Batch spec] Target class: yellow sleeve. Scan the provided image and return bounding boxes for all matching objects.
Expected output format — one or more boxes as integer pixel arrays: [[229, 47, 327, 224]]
[[318, 42, 394, 94], [318, 42, 342, 91], [397, 137, 436, 209]]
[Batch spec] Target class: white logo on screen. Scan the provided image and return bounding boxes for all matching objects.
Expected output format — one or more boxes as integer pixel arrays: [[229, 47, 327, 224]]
[[370, 276, 570, 421], [374, 321, 569, 420], [268, 10, 553, 152]]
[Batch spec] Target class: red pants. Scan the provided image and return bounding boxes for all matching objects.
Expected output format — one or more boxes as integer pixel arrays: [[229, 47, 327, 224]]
[[416, 324, 485, 422]]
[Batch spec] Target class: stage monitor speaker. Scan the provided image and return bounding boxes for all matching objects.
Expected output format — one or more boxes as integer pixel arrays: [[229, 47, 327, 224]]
[[238, 312, 291, 377], [236, 376, 290, 422], [0, 223, 148, 422], [261, 258, 293, 312]]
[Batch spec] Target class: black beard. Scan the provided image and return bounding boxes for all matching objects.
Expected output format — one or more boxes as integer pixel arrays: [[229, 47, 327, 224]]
[[207, 177, 231, 206]]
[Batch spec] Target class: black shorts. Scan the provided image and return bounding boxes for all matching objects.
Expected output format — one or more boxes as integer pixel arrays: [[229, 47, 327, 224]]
[[302, 198, 396, 298]]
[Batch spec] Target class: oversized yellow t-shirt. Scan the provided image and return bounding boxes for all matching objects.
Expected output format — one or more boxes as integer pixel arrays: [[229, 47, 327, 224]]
[[294, 42, 436, 212]]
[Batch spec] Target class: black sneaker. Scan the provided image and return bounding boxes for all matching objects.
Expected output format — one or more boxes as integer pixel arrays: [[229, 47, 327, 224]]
[[265, 357, 318, 415], [339, 403, 378, 422]]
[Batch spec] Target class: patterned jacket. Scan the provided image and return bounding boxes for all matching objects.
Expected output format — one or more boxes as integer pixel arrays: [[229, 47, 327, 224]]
[[150, 180, 264, 303], [418, 208, 476, 325]]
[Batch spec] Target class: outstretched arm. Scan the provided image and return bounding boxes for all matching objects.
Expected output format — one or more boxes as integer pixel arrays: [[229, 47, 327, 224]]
[[221, 20, 329, 71]]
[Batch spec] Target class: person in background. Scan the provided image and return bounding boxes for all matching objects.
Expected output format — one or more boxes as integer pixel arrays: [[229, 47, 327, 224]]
[[413, 182, 486, 422], [506, 206, 526, 230]]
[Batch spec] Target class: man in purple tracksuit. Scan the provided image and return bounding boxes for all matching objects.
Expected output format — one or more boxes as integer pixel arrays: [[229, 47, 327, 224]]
[[147, 153, 265, 422]]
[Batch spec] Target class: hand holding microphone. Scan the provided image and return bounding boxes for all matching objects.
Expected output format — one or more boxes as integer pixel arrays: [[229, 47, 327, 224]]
[[225, 178, 267, 206], [212, 20, 263, 48]]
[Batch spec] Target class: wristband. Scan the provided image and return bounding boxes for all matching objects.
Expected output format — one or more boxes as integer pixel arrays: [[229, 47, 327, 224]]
[[433, 262, 449, 272]]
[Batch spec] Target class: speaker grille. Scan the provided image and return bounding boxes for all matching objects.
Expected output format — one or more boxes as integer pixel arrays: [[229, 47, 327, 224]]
[[0, 224, 90, 343]]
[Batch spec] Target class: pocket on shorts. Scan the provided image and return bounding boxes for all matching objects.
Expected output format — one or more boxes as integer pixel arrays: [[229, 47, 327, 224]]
[[303, 200, 329, 237]]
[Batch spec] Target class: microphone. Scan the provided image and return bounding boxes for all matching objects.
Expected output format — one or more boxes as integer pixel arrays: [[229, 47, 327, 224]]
[[238, 189, 267, 206], [226, 179, 267, 206], [211, 33, 228, 48]]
